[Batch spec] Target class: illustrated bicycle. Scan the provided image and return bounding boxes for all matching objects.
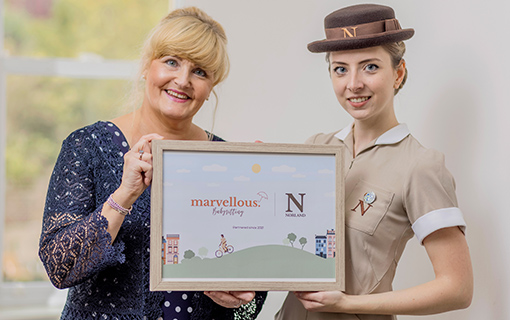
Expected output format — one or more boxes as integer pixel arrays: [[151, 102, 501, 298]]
[[215, 244, 234, 258]]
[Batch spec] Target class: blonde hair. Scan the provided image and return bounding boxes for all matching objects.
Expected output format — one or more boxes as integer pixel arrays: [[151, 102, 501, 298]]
[[138, 7, 229, 87], [381, 42, 407, 95], [126, 7, 229, 135]]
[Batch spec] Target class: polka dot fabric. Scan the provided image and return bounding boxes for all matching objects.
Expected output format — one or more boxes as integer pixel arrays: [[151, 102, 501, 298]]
[[162, 291, 193, 320]]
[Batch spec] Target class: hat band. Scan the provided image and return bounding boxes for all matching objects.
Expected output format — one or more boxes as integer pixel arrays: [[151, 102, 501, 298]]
[[325, 18, 402, 40]]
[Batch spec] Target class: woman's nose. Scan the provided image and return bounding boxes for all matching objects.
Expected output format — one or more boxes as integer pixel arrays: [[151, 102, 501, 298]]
[[174, 68, 191, 87], [347, 72, 363, 92]]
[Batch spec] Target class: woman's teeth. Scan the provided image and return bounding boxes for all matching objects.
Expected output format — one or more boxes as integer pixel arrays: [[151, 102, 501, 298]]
[[167, 90, 188, 99], [350, 97, 369, 103]]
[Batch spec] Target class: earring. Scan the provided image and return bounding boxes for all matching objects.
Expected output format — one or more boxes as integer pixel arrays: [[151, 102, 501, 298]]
[[141, 75, 146, 81]]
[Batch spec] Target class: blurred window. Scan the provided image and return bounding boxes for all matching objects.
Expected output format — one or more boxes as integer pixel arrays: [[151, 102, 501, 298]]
[[1, 0, 170, 316]]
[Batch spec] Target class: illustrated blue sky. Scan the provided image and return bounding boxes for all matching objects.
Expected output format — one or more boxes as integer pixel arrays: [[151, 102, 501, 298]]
[[162, 151, 337, 258]]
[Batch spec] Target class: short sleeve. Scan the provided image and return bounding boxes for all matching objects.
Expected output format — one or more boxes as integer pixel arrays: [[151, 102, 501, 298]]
[[404, 149, 466, 244]]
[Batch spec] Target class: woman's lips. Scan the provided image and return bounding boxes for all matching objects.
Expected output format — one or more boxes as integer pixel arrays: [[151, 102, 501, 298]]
[[166, 89, 190, 101], [348, 96, 370, 107]]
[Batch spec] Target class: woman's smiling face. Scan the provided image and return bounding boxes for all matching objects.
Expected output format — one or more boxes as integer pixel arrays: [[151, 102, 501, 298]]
[[143, 55, 214, 123], [329, 46, 405, 125]]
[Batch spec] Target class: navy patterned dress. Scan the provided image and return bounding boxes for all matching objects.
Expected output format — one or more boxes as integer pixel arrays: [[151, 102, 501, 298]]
[[39, 121, 266, 320]]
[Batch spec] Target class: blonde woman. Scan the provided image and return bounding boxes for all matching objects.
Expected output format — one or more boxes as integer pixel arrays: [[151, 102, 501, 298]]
[[39, 7, 266, 320]]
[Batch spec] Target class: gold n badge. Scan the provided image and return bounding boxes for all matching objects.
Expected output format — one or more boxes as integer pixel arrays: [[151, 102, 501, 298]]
[[342, 27, 358, 38], [351, 199, 372, 216]]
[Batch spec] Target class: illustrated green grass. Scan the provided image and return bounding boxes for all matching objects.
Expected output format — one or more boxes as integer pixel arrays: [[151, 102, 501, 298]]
[[163, 245, 335, 279]]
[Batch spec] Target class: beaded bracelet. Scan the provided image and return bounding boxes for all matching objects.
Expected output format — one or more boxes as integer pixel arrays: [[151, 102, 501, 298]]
[[107, 194, 132, 216]]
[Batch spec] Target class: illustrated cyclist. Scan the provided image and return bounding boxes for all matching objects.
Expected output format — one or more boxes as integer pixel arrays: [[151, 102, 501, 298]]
[[219, 234, 228, 252]]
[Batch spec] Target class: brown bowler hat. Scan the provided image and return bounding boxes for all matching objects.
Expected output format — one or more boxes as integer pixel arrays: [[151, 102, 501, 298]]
[[308, 4, 414, 53]]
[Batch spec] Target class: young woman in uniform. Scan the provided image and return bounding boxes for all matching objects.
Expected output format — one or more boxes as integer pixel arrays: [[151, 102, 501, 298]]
[[275, 4, 473, 320]]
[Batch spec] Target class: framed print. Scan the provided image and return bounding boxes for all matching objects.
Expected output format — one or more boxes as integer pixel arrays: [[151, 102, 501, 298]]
[[150, 140, 344, 291]]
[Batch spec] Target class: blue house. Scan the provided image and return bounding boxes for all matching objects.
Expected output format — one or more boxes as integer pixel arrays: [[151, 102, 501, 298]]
[[315, 235, 327, 258]]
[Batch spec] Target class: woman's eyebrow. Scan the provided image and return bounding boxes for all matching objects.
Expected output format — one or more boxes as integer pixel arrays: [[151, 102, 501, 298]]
[[331, 57, 382, 65]]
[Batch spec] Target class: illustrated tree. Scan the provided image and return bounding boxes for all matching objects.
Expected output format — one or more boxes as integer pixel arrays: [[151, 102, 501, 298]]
[[287, 233, 297, 247], [198, 247, 208, 258], [299, 237, 307, 249], [183, 250, 196, 260]]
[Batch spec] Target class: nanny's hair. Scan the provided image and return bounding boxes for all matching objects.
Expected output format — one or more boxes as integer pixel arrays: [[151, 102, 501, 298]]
[[381, 41, 407, 95]]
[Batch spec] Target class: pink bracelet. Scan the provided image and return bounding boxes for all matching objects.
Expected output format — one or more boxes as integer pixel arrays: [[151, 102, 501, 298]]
[[107, 195, 132, 216]]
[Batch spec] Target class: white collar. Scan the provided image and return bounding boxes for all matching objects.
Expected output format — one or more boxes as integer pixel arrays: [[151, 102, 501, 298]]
[[334, 123, 410, 145]]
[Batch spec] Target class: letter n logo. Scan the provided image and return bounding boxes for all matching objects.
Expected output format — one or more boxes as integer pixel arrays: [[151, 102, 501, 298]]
[[286, 193, 305, 212], [342, 27, 358, 38], [351, 199, 372, 216]]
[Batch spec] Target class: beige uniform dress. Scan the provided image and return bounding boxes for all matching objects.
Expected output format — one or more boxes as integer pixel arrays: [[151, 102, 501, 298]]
[[275, 124, 466, 320]]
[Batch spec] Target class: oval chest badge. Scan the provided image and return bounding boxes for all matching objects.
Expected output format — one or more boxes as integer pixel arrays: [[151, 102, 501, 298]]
[[363, 191, 376, 204]]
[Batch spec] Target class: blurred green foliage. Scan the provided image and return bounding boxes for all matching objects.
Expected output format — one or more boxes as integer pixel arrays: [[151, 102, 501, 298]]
[[3, 0, 171, 283], [5, 0, 168, 59], [4, 0, 169, 187], [6, 75, 129, 186]]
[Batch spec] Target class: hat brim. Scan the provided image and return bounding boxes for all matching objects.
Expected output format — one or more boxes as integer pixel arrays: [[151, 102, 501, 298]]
[[307, 29, 414, 53]]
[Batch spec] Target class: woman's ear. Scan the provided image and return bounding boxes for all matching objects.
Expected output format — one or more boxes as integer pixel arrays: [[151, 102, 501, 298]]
[[394, 59, 406, 89]]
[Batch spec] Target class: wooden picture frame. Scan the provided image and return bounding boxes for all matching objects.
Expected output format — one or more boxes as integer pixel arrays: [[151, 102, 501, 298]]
[[150, 140, 344, 291]]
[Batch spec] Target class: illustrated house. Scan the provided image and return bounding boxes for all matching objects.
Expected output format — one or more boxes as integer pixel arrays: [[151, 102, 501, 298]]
[[161, 237, 166, 263], [315, 235, 327, 258], [162, 234, 180, 265], [315, 229, 336, 258], [327, 229, 336, 258]]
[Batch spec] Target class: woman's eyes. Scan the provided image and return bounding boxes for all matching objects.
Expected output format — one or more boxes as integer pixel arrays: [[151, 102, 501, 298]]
[[165, 59, 178, 67], [194, 68, 207, 78], [365, 63, 379, 72], [164, 58, 207, 78], [334, 64, 379, 75], [333, 66, 347, 74]]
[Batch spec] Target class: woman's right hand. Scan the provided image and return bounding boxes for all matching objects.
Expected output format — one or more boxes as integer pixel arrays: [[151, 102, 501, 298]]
[[118, 133, 164, 204], [103, 134, 163, 242]]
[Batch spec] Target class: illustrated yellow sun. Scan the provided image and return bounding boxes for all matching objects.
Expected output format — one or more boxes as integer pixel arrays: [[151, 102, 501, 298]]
[[252, 164, 261, 173]]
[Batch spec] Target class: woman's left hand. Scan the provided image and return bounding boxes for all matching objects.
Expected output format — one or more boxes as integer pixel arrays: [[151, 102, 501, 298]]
[[295, 291, 348, 313], [204, 291, 256, 308]]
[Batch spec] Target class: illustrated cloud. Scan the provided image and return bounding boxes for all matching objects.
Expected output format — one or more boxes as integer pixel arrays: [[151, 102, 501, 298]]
[[272, 165, 296, 173], [234, 175, 250, 182], [203, 164, 227, 172]]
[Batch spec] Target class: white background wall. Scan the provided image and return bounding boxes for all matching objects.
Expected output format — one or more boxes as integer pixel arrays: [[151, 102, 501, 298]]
[[183, 0, 509, 319]]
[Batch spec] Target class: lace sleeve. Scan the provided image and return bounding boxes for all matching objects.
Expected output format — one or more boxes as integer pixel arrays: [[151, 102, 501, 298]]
[[38, 132, 125, 289], [233, 291, 267, 320]]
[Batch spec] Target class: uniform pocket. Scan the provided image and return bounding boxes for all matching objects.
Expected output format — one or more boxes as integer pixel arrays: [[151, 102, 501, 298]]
[[345, 180, 394, 235]]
